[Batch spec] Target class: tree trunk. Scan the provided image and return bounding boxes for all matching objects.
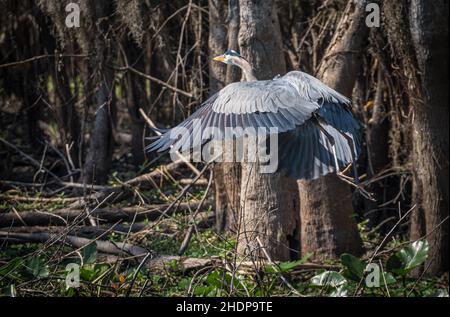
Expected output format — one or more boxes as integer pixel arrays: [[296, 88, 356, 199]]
[[123, 39, 147, 166], [209, 0, 242, 233], [408, 0, 449, 275], [383, 0, 449, 276], [52, 54, 81, 167], [236, 0, 300, 261], [80, 1, 117, 185], [298, 0, 367, 259]]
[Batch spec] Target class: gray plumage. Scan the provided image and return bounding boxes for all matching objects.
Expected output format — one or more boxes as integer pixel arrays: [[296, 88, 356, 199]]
[[147, 69, 361, 180]]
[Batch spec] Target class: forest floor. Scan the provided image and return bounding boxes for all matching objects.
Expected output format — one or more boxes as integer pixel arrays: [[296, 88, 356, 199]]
[[0, 112, 448, 297]]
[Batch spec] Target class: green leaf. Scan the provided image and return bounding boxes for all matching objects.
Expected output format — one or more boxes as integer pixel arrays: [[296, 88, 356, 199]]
[[82, 242, 97, 264], [26, 256, 49, 278], [0, 257, 24, 277], [265, 252, 313, 273], [310, 271, 347, 288], [381, 272, 397, 285], [80, 267, 96, 281], [330, 285, 348, 297], [168, 259, 179, 271], [387, 240, 429, 276], [205, 270, 221, 287], [265, 260, 302, 273], [340, 253, 366, 281]]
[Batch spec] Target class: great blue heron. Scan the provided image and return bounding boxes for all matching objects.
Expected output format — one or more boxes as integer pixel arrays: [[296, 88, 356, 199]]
[[148, 50, 361, 181]]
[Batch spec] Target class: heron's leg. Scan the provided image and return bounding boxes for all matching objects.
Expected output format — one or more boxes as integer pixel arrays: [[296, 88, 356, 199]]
[[313, 120, 340, 173], [336, 130, 360, 184]]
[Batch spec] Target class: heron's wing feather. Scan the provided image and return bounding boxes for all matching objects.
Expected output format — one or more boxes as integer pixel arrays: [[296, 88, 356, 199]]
[[147, 93, 307, 153], [277, 120, 354, 180], [147, 70, 359, 170], [212, 70, 350, 115], [316, 101, 362, 157]]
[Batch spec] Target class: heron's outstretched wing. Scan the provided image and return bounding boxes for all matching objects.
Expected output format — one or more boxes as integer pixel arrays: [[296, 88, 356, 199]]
[[147, 70, 361, 180], [147, 70, 351, 153]]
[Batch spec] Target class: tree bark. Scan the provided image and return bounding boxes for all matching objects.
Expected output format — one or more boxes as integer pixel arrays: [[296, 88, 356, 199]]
[[123, 38, 147, 166], [298, 0, 367, 259], [408, 0, 449, 275], [236, 0, 300, 261], [80, 1, 117, 185], [209, 0, 242, 233]]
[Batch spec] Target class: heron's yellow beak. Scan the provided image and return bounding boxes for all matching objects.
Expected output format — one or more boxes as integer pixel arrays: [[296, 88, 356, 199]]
[[213, 55, 226, 62]]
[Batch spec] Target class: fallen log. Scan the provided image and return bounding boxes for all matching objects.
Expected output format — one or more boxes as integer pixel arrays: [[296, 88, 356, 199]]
[[0, 212, 214, 238], [0, 200, 213, 227], [0, 230, 339, 274], [0, 194, 81, 203], [0, 231, 149, 257], [65, 159, 189, 209], [178, 178, 208, 186], [124, 160, 185, 187], [99, 254, 340, 273]]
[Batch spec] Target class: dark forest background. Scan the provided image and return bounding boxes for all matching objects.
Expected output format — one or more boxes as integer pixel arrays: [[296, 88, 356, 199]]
[[0, 0, 448, 297]]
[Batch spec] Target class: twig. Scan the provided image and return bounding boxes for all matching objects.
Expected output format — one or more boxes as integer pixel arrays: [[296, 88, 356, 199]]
[[0, 54, 88, 69], [139, 108, 201, 176], [0, 137, 61, 182], [178, 172, 213, 255], [125, 252, 153, 297], [139, 159, 214, 234], [353, 204, 416, 295], [117, 66, 193, 98]]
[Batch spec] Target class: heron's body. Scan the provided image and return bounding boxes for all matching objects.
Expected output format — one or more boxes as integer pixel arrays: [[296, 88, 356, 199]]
[[148, 51, 361, 180]]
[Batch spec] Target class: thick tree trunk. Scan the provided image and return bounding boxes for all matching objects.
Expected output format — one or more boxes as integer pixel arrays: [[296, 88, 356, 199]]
[[236, 0, 300, 261], [298, 0, 367, 259], [383, 0, 449, 275], [209, 0, 242, 233], [408, 0, 449, 275]]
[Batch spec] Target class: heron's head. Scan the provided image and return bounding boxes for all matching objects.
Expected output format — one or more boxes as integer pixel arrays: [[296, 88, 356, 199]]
[[213, 50, 244, 65]]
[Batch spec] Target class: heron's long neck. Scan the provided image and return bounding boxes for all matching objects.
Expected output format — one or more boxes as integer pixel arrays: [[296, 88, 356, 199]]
[[235, 58, 257, 81]]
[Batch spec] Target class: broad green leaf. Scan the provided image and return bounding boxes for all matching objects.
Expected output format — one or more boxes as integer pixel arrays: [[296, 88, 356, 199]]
[[387, 240, 429, 276], [26, 256, 49, 278], [341, 253, 366, 281], [310, 271, 347, 288], [82, 242, 97, 264]]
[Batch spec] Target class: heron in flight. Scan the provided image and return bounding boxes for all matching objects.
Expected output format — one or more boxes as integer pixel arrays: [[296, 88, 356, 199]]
[[148, 50, 361, 181]]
